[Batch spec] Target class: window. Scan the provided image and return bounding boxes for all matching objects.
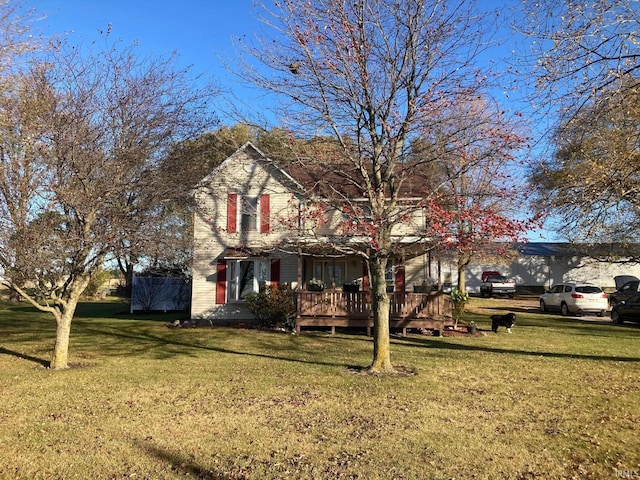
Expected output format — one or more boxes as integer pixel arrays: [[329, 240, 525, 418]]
[[340, 202, 373, 234], [575, 285, 602, 294], [217, 258, 280, 304], [313, 261, 345, 288], [241, 197, 258, 231], [385, 263, 396, 292], [227, 259, 269, 301], [384, 258, 405, 292], [628, 294, 640, 304], [227, 193, 270, 233]]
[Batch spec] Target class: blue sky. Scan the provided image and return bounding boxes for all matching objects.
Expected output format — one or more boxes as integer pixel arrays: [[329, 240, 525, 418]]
[[29, 0, 289, 133], [28, 0, 532, 120], [30, 0, 258, 82], [28, 0, 523, 111]]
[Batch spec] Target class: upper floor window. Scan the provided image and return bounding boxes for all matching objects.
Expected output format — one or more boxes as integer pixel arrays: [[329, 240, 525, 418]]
[[227, 193, 270, 234], [241, 196, 258, 231]]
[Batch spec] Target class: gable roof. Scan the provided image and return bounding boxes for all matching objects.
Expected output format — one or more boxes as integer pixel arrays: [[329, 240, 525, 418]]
[[198, 142, 437, 200], [274, 157, 436, 199], [196, 142, 306, 196]]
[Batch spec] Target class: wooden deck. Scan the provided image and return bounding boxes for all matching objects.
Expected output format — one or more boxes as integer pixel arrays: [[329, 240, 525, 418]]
[[296, 290, 451, 335]]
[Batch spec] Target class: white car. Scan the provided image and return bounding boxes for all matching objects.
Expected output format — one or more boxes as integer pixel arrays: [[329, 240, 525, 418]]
[[539, 282, 608, 317]]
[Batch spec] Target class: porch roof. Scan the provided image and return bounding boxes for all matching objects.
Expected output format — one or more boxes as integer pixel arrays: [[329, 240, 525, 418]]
[[222, 247, 272, 258], [284, 235, 436, 257]]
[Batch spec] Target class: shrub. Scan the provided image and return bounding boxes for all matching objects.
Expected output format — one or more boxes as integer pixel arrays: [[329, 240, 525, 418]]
[[307, 278, 325, 291], [450, 288, 470, 305], [450, 288, 470, 329], [245, 284, 296, 330], [84, 267, 112, 298]]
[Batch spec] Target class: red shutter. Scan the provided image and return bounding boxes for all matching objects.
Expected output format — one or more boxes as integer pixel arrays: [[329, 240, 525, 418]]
[[270, 258, 280, 285], [395, 258, 405, 293], [260, 194, 270, 233], [227, 194, 238, 233], [362, 261, 369, 291], [216, 260, 227, 304]]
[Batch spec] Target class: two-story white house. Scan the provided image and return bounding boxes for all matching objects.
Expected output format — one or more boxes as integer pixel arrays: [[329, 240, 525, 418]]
[[190, 142, 449, 332]]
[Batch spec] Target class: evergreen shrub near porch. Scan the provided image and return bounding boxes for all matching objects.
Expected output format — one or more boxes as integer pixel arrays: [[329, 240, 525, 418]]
[[245, 284, 296, 330]]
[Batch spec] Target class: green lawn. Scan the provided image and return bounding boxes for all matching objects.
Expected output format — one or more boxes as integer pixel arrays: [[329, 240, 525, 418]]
[[1, 297, 639, 480]]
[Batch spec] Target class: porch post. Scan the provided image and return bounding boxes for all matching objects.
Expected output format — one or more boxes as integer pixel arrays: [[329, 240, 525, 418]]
[[297, 246, 303, 290], [363, 251, 371, 336], [296, 247, 302, 333], [332, 257, 336, 289], [437, 253, 442, 316]]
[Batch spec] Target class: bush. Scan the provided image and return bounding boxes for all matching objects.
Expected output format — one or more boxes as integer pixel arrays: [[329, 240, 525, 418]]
[[245, 284, 296, 330], [450, 288, 470, 329], [450, 288, 470, 305], [307, 278, 325, 291], [84, 267, 112, 298]]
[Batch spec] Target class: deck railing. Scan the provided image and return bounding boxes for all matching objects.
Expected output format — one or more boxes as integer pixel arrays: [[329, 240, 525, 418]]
[[297, 290, 451, 319]]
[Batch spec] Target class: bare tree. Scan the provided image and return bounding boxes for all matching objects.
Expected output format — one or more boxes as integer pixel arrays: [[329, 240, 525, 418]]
[[519, 0, 640, 121], [0, 0, 39, 71], [0, 0, 44, 235], [236, 0, 527, 373], [530, 83, 640, 244], [520, 0, 640, 243], [414, 93, 534, 292], [0, 36, 216, 369]]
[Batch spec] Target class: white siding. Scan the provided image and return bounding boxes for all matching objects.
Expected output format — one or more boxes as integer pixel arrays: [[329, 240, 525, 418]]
[[404, 255, 431, 289], [193, 144, 640, 319], [191, 146, 303, 321]]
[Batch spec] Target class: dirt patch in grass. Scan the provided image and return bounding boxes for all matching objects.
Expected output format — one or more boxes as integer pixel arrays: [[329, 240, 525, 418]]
[[440, 328, 487, 337], [346, 363, 418, 376]]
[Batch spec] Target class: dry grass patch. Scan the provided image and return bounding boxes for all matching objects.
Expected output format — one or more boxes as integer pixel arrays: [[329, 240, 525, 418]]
[[1, 298, 639, 479]]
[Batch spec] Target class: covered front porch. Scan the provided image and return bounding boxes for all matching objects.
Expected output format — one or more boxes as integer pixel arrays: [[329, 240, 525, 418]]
[[292, 244, 452, 334], [295, 289, 451, 335]]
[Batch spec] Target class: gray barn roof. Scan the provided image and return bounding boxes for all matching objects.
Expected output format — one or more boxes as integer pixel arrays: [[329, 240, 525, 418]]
[[517, 242, 640, 258]]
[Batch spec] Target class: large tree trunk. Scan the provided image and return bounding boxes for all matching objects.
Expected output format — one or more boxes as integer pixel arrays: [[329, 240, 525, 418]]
[[49, 280, 88, 370], [118, 259, 134, 297], [368, 257, 394, 373], [50, 308, 73, 369]]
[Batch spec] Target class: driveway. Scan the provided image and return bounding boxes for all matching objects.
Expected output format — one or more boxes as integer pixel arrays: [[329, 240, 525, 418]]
[[480, 295, 611, 322]]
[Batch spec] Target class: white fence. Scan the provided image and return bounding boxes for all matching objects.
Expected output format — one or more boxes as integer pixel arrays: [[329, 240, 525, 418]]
[[130, 276, 191, 313]]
